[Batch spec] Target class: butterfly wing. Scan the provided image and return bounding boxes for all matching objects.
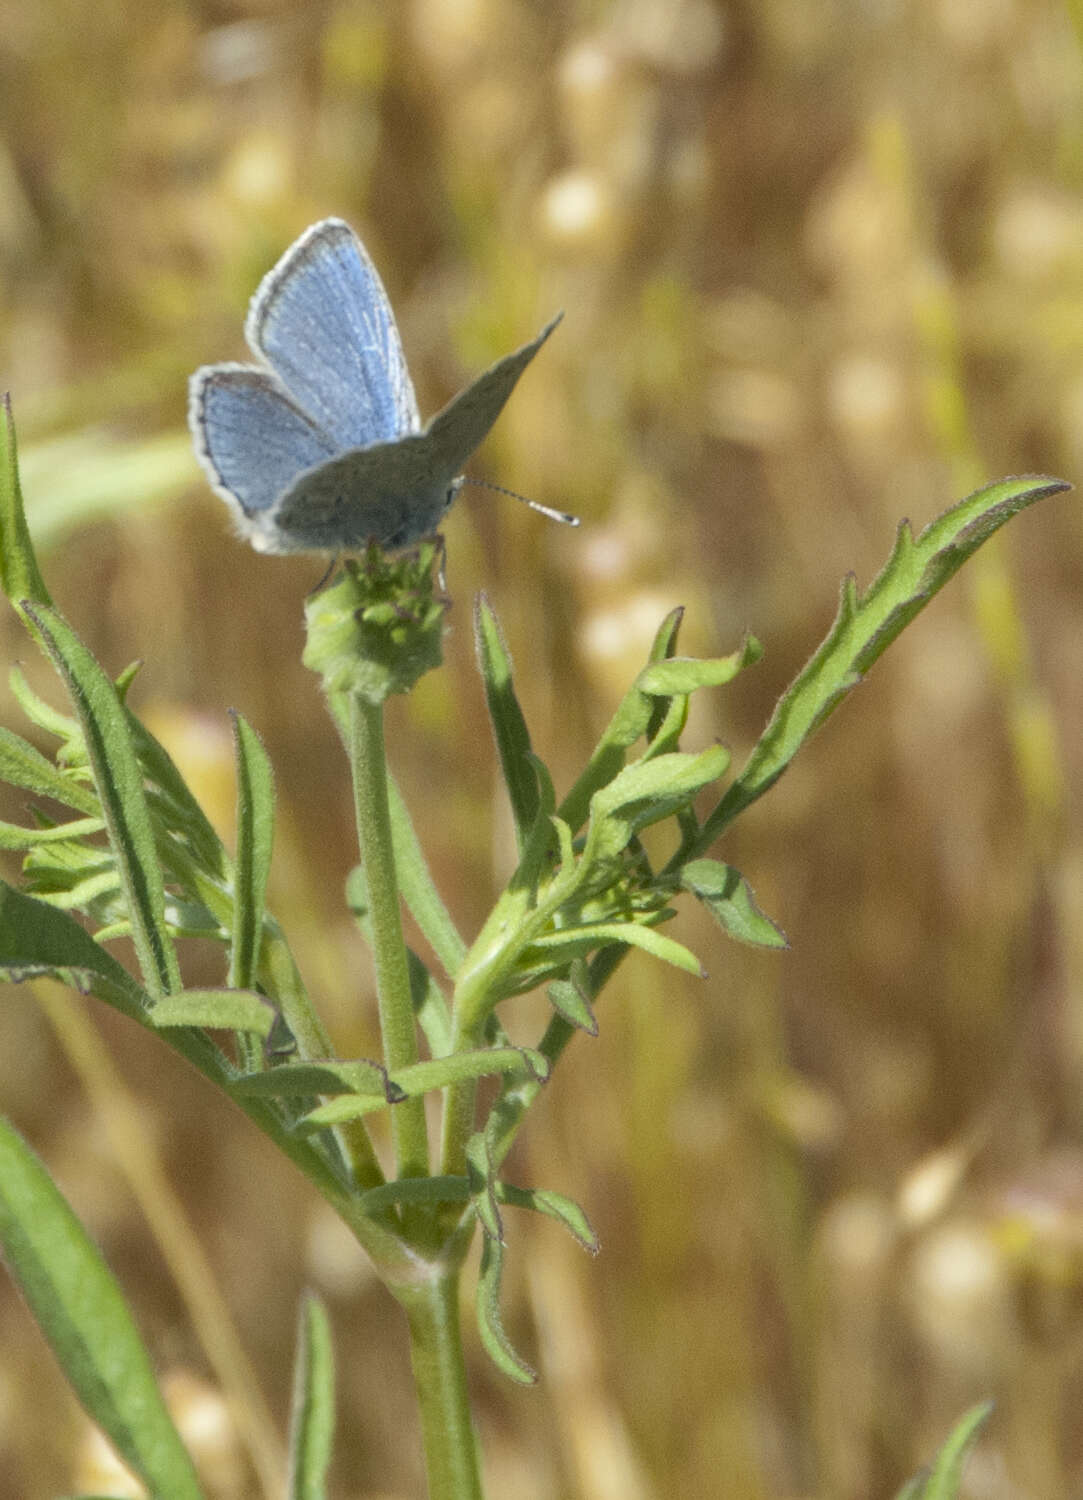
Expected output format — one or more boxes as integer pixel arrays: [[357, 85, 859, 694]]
[[246, 218, 421, 450], [267, 313, 563, 553], [268, 437, 457, 553], [188, 364, 337, 546], [421, 312, 562, 477]]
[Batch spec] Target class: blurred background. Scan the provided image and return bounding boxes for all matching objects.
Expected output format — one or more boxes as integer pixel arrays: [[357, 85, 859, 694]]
[[2, 1, 1083, 1496]]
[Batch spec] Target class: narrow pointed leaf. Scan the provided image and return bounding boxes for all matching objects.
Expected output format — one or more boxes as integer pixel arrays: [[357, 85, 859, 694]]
[[126, 714, 226, 877], [0, 394, 51, 610], [228, 712, 275, 993], [148, 989, 275, 1039], [638, 639, 762, 697], [918, 1401, 994, 1500], [0, 1117, 204, 1500], [388, 773, 466, 979], [558, 606, 685, 831], [585, 744, 731, 861], [358, 1175, 471, 1215], [22, 603, 181, 1000], [475, 594, 540, 851], [546, 971, 598, 1034], [680, 860, 788, 948], [701, 476, 1071, 847], [525, 920, 705, 976], [0, 815, 104, 850], [232, 1059, 398, 1100], [477, 1236, 536, 1385], [466, 1131, 504, 1242], [0, 880, 149, 1020], [287, 1293, 335, 1500], [498, 1184, 599, 1253], [9, 665, 80, 740], [0, 726, 99, 814]]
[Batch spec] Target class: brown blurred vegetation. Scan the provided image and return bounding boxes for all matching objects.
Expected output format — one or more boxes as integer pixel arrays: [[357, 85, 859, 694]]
[[3, 1, 1083, 1496]]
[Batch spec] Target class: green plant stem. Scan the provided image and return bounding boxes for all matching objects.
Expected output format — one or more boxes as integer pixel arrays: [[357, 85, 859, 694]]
[[398, 1271, 483, 1500], [347, 692, 429, 1180]]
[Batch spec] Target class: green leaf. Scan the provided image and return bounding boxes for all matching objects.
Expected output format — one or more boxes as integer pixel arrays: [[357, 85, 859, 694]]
[[558, 606, 685, 832], [0, 879, 149, 1021], [477, 1236, 536, 1385], [895, 1402, 994, 1500], [289, 1047, 551, 1130], [9, 664, 80, 741], [232, 1059, 398, 1100], [466, 1130, 504, 1242], [475, 594, 540, 854], [0, 725, 99, 814], [228, 712, 275, 997], [287, 1293, 335, 1500], [546, 963, 598, 1034], [0, 814, 104, 850], [525, 919, 705, 976], [701, 476, 1071, 847], [23, 603, 181, 1000], [585, 744, 731, 862], [0, 1116, 205, 1500], [637, 640, 762, 697], [148, 989, 276, 1039], [358, 1175, 471, 1215], [387, 776, 467, 978], [127, 715, 226, 878], [0, 394, 52, 612], [499, 1184, 600, 1253], [679, 859, 789, 948]]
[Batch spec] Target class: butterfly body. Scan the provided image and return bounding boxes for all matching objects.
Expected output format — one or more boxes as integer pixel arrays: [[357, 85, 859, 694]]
[[189, 218, 563, 554]]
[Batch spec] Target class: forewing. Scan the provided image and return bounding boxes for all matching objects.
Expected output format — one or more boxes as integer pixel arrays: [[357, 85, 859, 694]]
[[246, 219, 421, 449], [188, 364, 337, 522], [423, 313, 562, 476]]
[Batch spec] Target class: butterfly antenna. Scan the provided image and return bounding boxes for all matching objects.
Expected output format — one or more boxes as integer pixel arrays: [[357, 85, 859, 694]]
[[463, 476, 579, 527]]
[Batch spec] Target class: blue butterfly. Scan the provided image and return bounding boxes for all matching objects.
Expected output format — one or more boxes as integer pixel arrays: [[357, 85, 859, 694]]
[[188, 218, 572, 554]]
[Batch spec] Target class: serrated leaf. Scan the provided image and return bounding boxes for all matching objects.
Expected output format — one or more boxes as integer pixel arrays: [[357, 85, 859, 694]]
[[475, 594, 539, 853], [476, 1236, 536, 1385], [148, 989, 275, 1039], [287, 1293, 335, 1500], [679, 859, 788, 948], [700, 476, 1071, 848], [0, 394, 52, 611], [0, 1116, 205, 1500], [23, 603, 181, 1000]]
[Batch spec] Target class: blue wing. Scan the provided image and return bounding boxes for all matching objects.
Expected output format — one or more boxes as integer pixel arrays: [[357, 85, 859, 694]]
[[245, 219, 420, 451], [423, 314, 562, 476], [188, 364, 336, 521]]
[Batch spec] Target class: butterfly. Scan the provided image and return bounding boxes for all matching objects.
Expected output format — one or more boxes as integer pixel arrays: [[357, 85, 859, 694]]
[[188, 218, 574, 554]]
